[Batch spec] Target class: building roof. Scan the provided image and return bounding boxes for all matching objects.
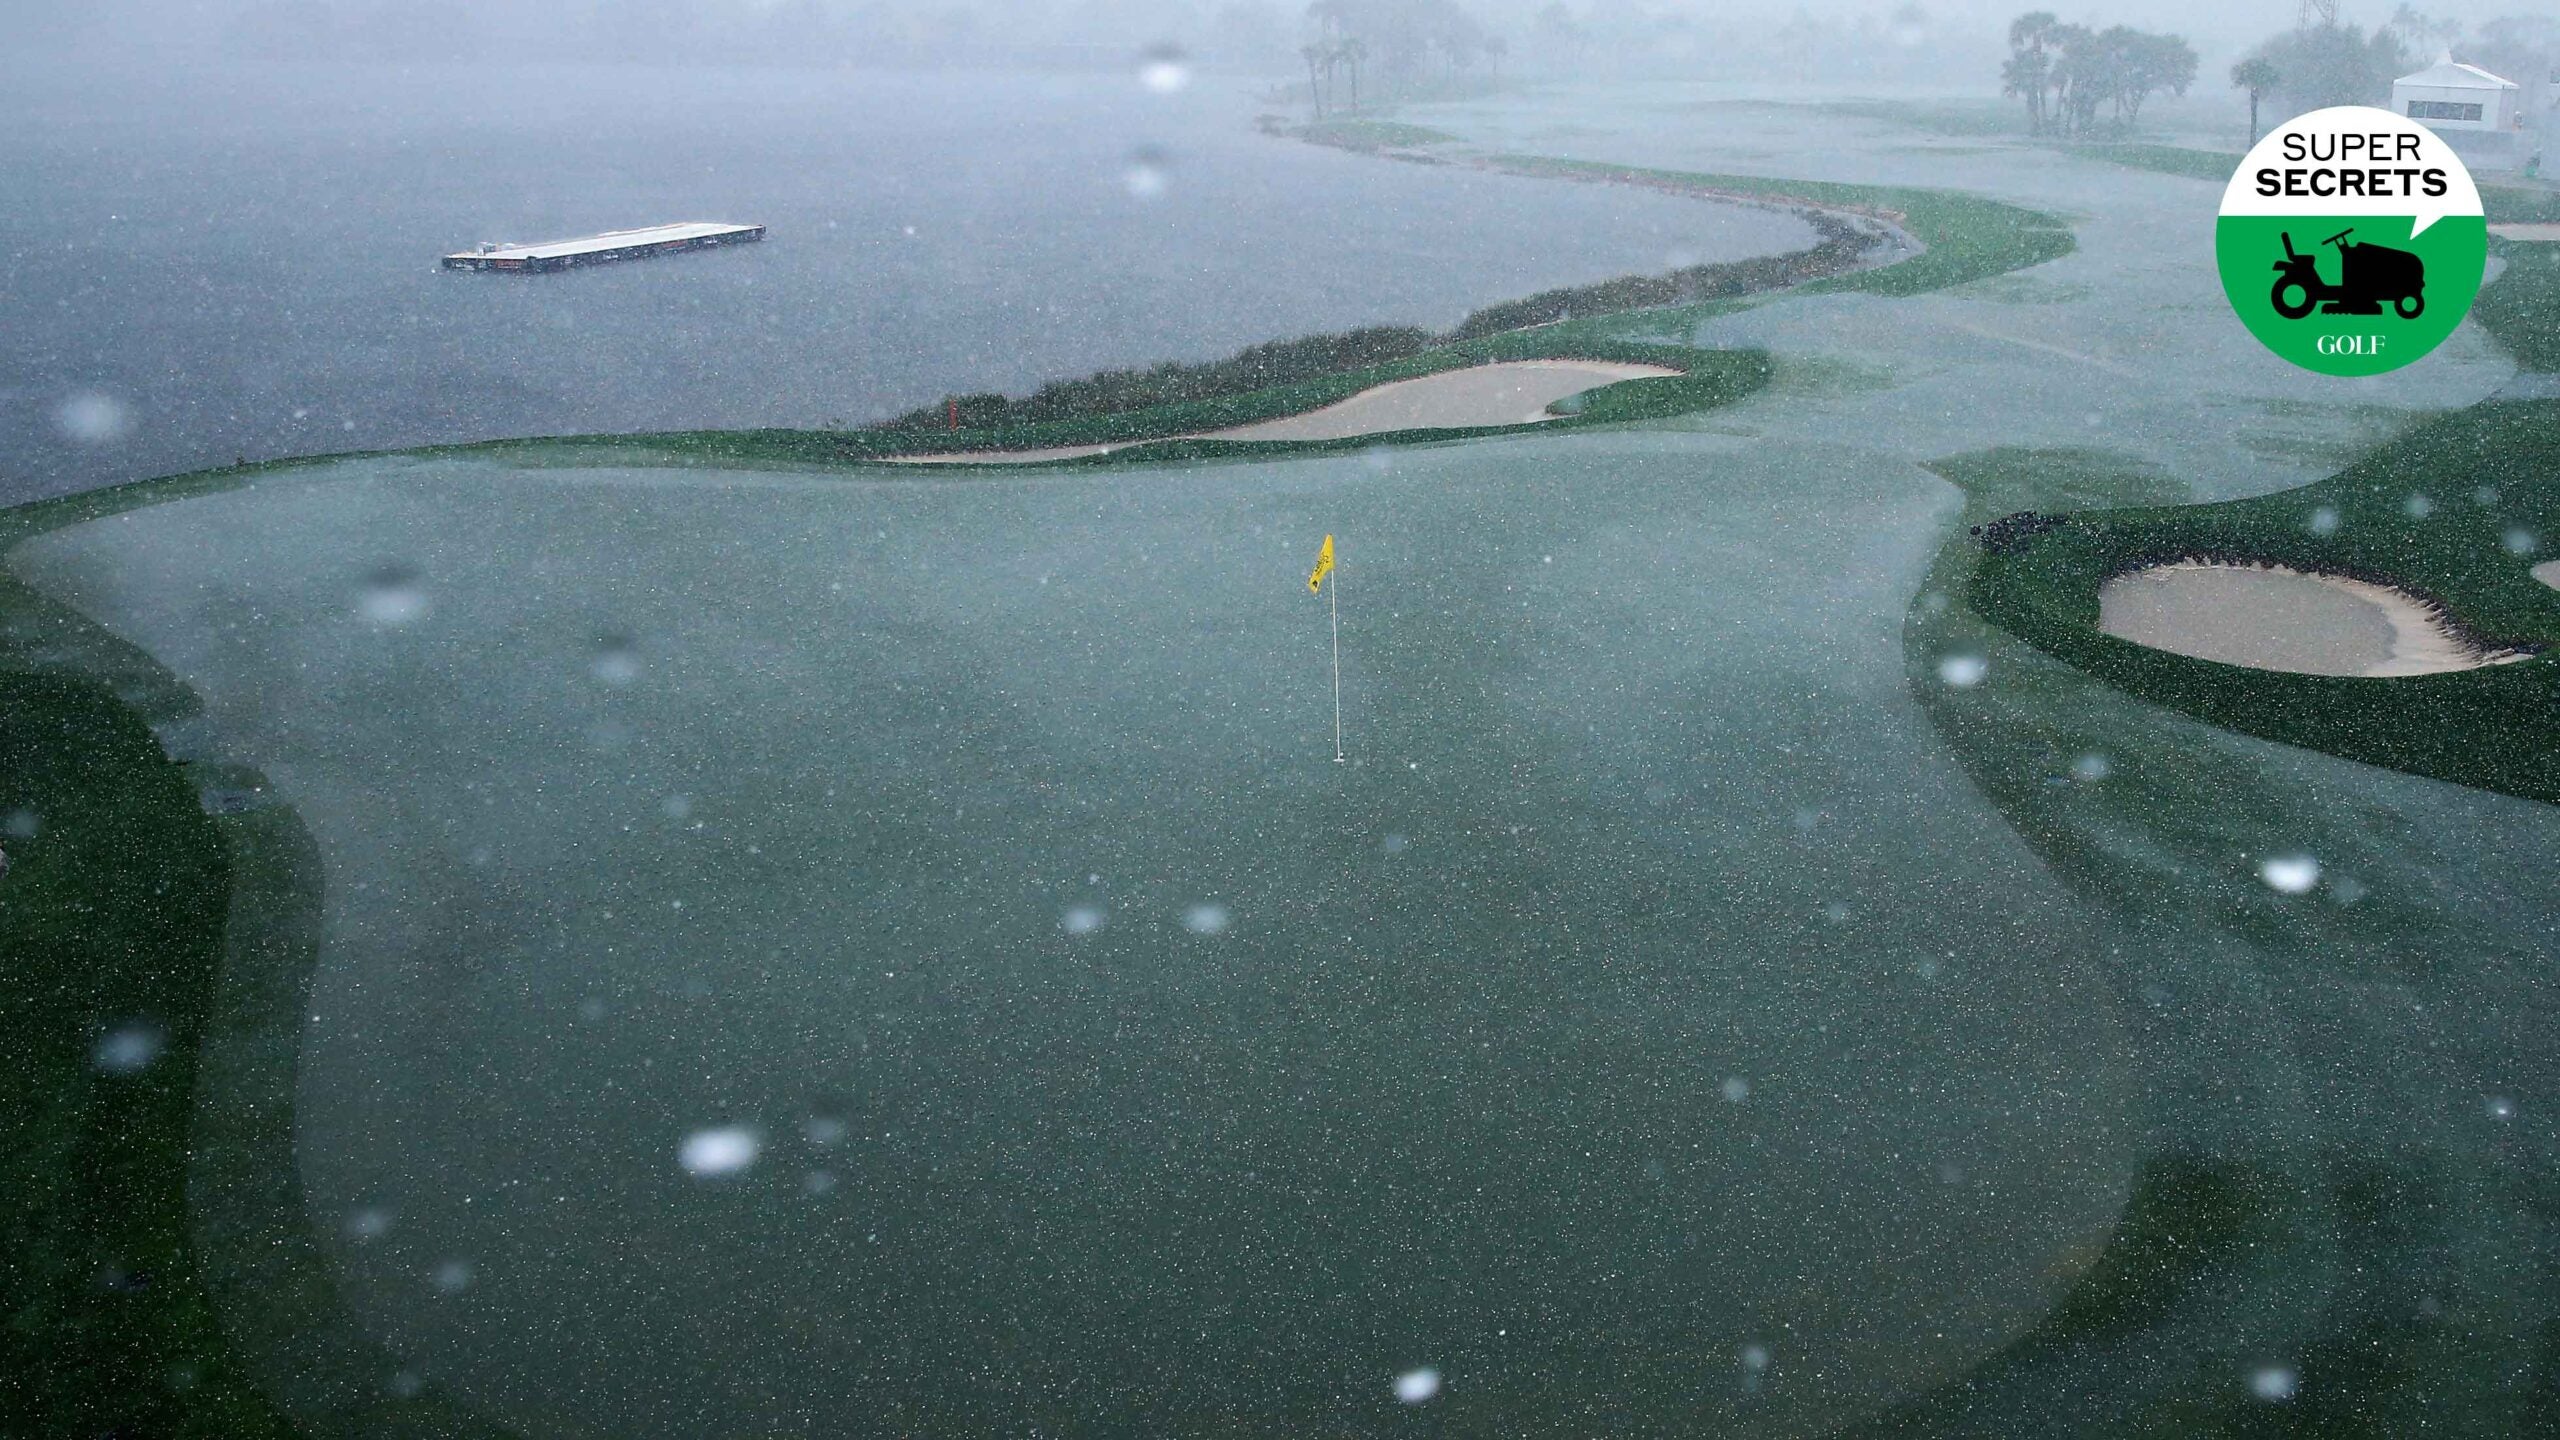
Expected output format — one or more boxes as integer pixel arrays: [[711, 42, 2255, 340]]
[[2394, 54, 2518, 90]]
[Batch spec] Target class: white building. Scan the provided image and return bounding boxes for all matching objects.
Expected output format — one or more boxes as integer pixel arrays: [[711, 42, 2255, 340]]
[[2394, 54, 2521, 131], [2392, 54, 2527, 170]]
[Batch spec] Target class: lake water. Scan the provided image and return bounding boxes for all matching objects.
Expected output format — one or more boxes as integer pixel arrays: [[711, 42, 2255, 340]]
[[0, 55, 1812, 504]]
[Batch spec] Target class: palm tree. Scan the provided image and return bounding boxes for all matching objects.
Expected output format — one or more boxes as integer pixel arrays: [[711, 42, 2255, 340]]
[[2003, 50, 2052, 135], [2231, 56, 2281, 142], [2007, 10, 2063, 132], [1301, 42, 1327, 118], [1341, 36, 1366, 112]]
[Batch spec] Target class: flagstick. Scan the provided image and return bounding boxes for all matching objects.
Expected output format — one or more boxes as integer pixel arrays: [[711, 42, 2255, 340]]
[[1329, 568, 1345, 763]]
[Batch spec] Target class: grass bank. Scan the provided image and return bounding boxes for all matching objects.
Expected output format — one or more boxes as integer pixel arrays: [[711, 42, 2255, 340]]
[[572, 335, 1772, 469], [1476, 153, 2074, 299]]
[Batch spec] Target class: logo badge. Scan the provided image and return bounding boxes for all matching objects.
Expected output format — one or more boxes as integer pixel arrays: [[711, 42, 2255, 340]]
[[2217, 106, 2486, 376]]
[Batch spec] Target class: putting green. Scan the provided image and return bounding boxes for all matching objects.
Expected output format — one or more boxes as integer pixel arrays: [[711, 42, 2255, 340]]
[[6, 435, 2147, 1436]]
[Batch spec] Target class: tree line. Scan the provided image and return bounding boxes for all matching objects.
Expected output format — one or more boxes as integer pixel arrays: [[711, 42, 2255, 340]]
[[2001, 14, 2199, 137], [2228, 9, 2558, 142], [1301, 0, 1504, 117]]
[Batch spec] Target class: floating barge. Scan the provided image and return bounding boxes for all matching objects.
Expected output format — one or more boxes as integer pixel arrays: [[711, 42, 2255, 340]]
[[441, 222, 764, 273]]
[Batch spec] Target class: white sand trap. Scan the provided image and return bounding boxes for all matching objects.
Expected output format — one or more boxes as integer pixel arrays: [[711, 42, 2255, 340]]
[[2490, 223, 2560, 243], [888, 359, 1681, 465], [2534, 560, 2560, 592], [2098, 561, 2529, 677]]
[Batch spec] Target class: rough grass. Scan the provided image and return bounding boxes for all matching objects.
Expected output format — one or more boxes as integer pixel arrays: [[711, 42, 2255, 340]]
[[1293, 117, 1459, 150], [0, 668, 282, 1436], [2479, 237, 2560, 372]]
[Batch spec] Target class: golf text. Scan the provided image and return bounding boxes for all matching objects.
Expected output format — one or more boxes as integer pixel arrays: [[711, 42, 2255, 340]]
[[2254, 131, 2448, 200]]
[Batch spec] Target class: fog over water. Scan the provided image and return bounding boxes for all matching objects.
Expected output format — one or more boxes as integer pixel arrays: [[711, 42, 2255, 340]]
[[0, 54, 1813, 503]]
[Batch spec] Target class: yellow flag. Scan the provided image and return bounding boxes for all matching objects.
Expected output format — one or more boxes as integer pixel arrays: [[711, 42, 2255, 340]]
[[1307, 534, 1336, 595]]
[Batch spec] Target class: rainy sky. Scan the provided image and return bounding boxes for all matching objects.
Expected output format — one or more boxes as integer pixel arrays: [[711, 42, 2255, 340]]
[[23, 0, 2544, 73]]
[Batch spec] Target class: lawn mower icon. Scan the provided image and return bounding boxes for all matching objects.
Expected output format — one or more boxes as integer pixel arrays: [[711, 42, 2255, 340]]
[[2271, 228, 2425, 320]]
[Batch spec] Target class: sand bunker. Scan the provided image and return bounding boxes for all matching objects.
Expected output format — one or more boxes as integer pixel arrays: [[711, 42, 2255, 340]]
[[2097, 561, 2528, 677], [889, 359, 1681, 465], [2534, 560, 2560, 592], [2490, 223, 2560, 243]]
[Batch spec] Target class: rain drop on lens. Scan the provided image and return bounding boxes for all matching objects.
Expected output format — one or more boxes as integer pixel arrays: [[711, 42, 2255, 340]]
[[680, 1126, 761, 1177], [1136, 43, 1190, 94], [1182, 904, 1231, 935], [2307, 506, 2341, 536], [2258, 855, 2320, 895], [1937, 654, 1987, 688], [1122, 149, 1171, 201], [54, 391, 132, 444], [1393, 1368, 1441, 1405], [356, 566, 430, 626], [2251, 1367, 2298, 1402], [1062, 904, 1105, 936], [590, 634, 641, 685], [93, 1024, 164, 1074]]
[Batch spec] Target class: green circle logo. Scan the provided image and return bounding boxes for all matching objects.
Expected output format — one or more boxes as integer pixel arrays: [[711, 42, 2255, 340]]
[[2217, 105, 2486, 376]]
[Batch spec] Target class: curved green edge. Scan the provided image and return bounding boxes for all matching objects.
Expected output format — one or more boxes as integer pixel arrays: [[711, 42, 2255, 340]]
[[0, 150, 2083, 1435], [0, 582, 514, 1436]]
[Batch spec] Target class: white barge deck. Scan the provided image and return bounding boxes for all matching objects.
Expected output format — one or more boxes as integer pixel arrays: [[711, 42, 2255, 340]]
[[442, 222, 764, 273]]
